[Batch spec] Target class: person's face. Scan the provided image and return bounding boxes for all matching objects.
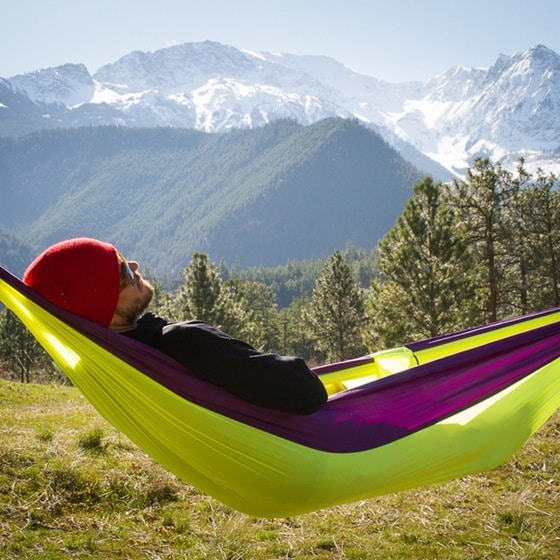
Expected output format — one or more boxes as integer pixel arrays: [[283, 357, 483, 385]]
[[113, 257, 154, 326]]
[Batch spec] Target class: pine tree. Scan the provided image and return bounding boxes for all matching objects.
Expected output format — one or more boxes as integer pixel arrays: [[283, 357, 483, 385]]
[[178, 253, 223, 323], [451, 159, 518, 321], [501, 161, 539, 314], [364, 176, 483, 348], [222, 278, 278, 351], [277, 295, 316, 361], [526, 169, 560, 309], [173, 253, 269, 346], [306, 251, 366, 363], [0, 310, 54, 382]]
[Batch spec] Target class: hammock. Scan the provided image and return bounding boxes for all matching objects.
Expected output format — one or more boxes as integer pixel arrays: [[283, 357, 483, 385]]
[[1, 264, 560, 517]]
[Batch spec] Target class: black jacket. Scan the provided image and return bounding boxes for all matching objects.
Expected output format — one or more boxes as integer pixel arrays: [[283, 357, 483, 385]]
[[124, 313, 328, 414]]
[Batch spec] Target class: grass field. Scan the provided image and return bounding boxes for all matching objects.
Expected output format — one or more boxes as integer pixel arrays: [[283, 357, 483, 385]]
[[1, 378, 559, 559]]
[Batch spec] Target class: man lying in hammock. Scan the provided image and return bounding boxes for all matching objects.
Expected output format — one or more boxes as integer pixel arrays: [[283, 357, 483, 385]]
[[23, 237, 328, 415]]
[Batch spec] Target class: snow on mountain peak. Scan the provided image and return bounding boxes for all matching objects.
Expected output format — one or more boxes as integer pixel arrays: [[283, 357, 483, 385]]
[[10, 63, 95, 106], [385, 44, 560, 175], [93, 41, 264, 95], [1, 41, 559, 178]]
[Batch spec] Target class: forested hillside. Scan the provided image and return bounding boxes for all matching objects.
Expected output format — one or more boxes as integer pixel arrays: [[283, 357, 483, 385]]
[[0, 229, 33, 277], [0, 118, 423, 276]]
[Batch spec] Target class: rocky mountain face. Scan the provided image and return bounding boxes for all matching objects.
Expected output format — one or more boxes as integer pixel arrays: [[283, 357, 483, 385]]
[[391, 44, 560, 174], [2, 41, 559, 178]]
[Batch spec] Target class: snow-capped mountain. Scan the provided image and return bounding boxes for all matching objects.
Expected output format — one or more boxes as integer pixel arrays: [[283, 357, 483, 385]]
[[389, 44, 560, 174], [2, 41, 559, 178], [8, 63, 96, 106]]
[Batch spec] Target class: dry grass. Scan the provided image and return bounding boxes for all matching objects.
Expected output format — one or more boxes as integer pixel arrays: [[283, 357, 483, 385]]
[[1, 379, 559, 559]]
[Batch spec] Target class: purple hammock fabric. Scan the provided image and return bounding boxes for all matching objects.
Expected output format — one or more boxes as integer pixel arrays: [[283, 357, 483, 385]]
[[2, 265, 560, 453]]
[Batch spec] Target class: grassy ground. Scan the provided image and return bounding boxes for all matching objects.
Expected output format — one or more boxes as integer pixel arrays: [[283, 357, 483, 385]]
[[1, 379, 559, 560]]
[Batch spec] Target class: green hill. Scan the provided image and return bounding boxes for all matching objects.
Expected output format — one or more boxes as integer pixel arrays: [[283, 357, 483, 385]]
[[0, 118, 423, 277], [0, 229, 33, 277]]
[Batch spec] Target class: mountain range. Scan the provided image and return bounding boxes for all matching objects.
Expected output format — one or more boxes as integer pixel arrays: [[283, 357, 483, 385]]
[[0, 119, 423, 276], [1, 41, 559, 178]]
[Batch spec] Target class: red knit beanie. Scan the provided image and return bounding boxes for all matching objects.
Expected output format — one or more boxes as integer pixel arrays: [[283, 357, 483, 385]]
[[23, 238, 121, 327]]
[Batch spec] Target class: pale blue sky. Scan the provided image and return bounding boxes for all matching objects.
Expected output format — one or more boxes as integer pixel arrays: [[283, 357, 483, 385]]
[[2, 0, 559, 83]]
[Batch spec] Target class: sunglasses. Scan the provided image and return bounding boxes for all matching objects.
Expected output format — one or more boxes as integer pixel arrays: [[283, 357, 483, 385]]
[[116, 251, 136, 288]]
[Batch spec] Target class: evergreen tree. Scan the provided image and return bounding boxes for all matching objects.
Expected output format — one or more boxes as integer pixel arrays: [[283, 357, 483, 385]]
[[222, 278, 278, 350], [526, 169, 560, 309], [364, 177, 483, 349], [173, 253, 267, 346], [305, 251, 367, 363], [148, 277, 180, 321], [450, 159, 519, 321], [501, 162, 540, 314], [0, 310, 58, 383], [277, 295, 317, 362], [178, 253, 223, 323], [363, 278, 416, 349]]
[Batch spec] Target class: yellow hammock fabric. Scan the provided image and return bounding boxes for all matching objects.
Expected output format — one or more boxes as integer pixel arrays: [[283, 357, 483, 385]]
[[1, 264, 560, 517]]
